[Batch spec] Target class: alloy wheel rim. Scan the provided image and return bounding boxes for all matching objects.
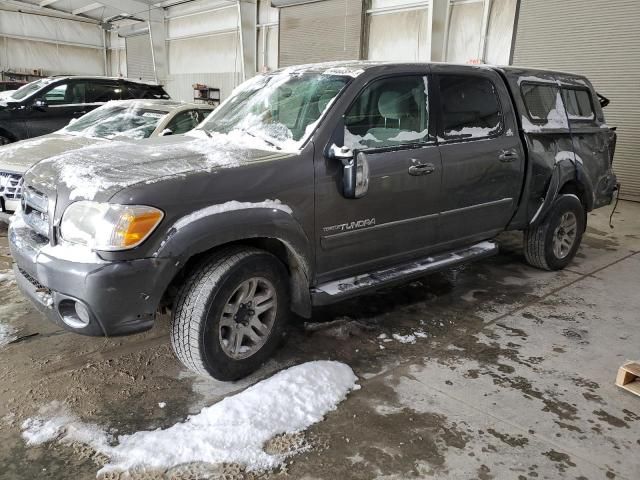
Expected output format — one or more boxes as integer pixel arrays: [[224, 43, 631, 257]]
[[552, 211, 578, 259], [218, 277, 277, 360]]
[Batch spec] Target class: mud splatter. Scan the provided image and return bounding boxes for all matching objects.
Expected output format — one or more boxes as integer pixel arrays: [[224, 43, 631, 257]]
[[593, 410, 629, 429]]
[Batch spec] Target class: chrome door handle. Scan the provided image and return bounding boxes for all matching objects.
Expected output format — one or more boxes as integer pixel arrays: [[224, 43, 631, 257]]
[[408, 163, 435, 176], [499, 150, 518, 162]]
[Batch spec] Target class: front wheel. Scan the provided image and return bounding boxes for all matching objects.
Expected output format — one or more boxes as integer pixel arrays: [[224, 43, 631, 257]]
[[170, 247, 290, 381], [523, 194, 585, 271]]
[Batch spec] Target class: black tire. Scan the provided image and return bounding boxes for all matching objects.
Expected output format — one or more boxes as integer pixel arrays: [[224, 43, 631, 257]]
[[524, 194, 585, 271], [170, 247, 290, 381]]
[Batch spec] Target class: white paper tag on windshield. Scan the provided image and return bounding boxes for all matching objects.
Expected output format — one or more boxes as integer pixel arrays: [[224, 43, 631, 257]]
[[142, 112, 163, 118]]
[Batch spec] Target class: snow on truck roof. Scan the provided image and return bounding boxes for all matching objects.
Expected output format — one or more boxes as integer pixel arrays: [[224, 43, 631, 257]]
[[272, 61, 589, 83]]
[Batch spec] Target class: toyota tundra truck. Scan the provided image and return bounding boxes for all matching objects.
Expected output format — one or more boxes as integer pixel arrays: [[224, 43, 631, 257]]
[[8, 62, 618, 380]]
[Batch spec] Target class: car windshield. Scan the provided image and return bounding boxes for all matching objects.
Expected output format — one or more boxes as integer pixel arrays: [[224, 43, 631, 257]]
[[62, 103, 168, 140], [10, 78, 57, 101], [200, 72, 349, 150]]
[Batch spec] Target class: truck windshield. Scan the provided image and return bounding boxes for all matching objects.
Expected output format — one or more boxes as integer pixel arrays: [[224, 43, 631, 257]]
[[200, 72, 349, 150], [62, 103, 167, 140], [10, 78, 56, 101]]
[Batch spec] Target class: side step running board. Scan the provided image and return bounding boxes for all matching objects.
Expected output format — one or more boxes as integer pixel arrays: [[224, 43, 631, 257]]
[[311, 241, 498, 305]]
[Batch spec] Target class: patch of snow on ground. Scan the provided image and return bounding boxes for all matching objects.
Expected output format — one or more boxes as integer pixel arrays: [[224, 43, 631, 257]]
[[22, 361, 358, 476], [0, 269, 14, 284], [392, 333, 417, 344], [0, 322, 17, 347]]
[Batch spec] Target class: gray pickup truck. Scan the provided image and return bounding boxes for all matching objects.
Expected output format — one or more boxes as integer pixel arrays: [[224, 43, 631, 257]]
[[9, 62, 617, 380]]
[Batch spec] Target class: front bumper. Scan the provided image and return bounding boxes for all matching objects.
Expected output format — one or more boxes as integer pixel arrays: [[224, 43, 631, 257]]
[[9, 223, 172, 336]]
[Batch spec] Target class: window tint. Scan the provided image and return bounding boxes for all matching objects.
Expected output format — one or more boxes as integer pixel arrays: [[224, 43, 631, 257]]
[[344, 75, 429, 150], [521, 83, 558, 120], [562, 88, 594, 120], [86, 82, 122, 103], [439, 75, 502, 139], [164, 110, 202, 135], [43, 83, 68, 104]]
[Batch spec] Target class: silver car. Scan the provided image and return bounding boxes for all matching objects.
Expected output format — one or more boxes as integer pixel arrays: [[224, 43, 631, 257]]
[[0, 100, 213, 213]]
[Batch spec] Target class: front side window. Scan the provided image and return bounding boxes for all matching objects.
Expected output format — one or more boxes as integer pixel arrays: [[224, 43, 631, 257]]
[[344, 75, 430, 150], [201, 72, 349, 150], [562, 88, 594, 120], [42, 82, 87, 105], [63, 103, 167, 139], [439, 75, 502, 140]]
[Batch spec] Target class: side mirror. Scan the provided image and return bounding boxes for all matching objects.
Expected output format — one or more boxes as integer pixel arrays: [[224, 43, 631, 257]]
[[33, 99, 48, 111], [160, 128, 173, 136], [343, 151, 370, 199], [328, 143, 354, 161]]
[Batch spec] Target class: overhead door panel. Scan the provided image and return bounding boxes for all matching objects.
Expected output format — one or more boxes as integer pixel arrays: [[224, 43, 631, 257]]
[[126, 34, 155, 82], [278, 0, 363, 67]]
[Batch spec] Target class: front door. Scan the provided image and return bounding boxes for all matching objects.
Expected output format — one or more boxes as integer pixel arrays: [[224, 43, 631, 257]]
[[27, 80, 95, 137], [433, 66, 524, 247], [314, 73, 442, 283]]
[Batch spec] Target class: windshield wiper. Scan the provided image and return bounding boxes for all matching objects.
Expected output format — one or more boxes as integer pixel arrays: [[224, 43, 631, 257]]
[[200, 128, 213, 138], [239, 128, 282, 150]]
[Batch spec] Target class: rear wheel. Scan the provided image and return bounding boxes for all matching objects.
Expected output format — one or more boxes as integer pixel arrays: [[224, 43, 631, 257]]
[[524, 194, 585, 271], [170, 247, 290, 381]]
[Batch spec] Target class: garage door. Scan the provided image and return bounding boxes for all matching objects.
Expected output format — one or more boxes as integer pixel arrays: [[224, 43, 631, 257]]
[[126, 34, 155, 82], [512, 0, 640, 201], [276, 0, 363, 67]]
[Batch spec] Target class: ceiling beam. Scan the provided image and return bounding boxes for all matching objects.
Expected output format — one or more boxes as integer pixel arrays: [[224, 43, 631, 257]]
[[39, 0, 61, 6], [92, 0, 161, 19], [1, 0, 100, 23], [72, 2, 104, 15]]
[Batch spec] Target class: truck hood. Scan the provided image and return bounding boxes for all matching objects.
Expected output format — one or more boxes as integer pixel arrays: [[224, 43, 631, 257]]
[[0, 133, 106, 174], [24, 132, 289, 202]]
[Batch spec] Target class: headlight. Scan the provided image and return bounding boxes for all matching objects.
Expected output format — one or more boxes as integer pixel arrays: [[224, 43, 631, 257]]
[[60, 201, 164, 251]]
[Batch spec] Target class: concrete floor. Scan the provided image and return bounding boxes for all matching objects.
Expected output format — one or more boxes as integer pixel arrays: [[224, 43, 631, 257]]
[[0, 201, 638, 480]]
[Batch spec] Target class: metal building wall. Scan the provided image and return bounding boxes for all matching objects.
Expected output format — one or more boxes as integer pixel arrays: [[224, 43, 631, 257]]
[[512, 0, 640, 201], [277, 0, 364, 67]]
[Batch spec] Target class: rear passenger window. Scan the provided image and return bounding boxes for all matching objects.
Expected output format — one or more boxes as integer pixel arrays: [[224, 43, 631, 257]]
[[439, 75, 502, 140], [86, 83, 121, 103], [562, 88, 594, 120], [521, 83, 558, 120], [344, 75, 430, 150]]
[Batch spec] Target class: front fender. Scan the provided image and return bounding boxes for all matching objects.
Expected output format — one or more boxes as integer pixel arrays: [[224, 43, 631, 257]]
[[152, 205, 314, 317]]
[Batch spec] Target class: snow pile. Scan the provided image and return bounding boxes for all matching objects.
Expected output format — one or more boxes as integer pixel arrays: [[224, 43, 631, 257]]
[[22, 361, 359, 475]]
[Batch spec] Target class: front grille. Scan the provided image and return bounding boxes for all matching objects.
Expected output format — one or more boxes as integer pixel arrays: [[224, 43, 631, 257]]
[[0, 172, 23, 200], [22, 186, 49, 239], [18, 267, 47, 291]]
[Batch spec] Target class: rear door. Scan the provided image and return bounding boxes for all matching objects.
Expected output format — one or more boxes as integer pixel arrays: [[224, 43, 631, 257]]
[[314, 71, 442, 282], [433, 66, 524, 247]]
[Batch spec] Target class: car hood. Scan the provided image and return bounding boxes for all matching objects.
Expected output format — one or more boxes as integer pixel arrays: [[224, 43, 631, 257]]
[[0, 134, 106, 174], [24, 132, 290, 202]]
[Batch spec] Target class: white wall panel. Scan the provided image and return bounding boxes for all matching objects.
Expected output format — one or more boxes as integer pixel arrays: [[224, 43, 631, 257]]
[[485, 0, 516, 65], [2, 37, 104, 75], [168, 32, 241, 75]]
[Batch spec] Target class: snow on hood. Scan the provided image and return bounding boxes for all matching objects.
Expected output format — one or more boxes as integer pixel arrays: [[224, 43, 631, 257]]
[[25, 130, 283, 201], [0, 134, 104, 174], [22, 361, 359, 475]]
